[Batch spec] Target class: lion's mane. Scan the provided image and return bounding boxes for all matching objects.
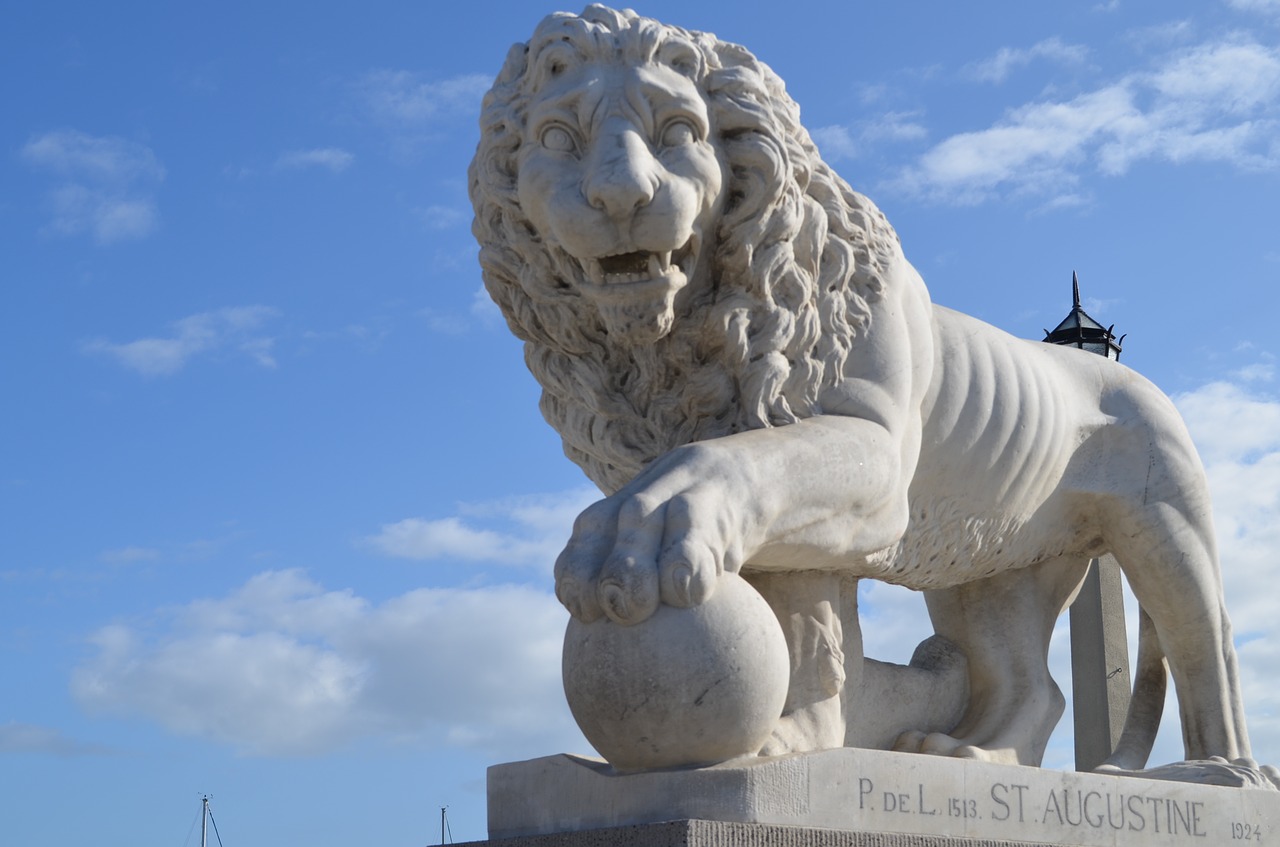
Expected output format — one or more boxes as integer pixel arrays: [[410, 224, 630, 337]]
[[470, 5, 901, 493]]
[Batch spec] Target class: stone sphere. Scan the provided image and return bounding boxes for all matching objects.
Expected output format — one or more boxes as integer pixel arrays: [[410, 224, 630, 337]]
[[562, 572, 790, 771]]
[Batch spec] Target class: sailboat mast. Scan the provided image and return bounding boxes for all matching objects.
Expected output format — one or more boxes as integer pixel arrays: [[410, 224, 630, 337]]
[[201, 796, 209, 847]]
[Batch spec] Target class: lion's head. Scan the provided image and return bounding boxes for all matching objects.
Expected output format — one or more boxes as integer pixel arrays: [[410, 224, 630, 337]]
[[470, 5, 900, 492]]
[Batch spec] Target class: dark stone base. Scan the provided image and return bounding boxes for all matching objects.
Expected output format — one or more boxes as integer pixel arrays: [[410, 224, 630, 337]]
[[457, 819, 1057, 847]]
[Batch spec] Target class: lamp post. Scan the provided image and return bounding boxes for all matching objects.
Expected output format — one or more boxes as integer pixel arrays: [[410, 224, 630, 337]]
[[1043, 272, 1131, 772]]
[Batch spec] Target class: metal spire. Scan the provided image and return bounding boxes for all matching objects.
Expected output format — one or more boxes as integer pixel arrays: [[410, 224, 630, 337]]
[[1044, 272, 1123, 361]]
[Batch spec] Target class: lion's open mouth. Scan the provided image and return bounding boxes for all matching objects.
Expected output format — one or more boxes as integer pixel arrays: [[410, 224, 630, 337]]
[[600, 251, 657, 278], [582, 240, 697, 299], [590, 250, 673, 285]]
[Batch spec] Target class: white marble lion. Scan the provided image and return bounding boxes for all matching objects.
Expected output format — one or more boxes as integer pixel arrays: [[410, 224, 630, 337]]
[[469, 4, 1263, 783]]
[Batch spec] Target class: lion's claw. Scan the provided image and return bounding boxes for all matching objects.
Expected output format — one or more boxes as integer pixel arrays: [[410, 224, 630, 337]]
[[555, 569, 605, 623], [599, 581, 628, 622], [663, 563, 694, 606], [597, 557, 660, 625], [557, 582, 602, 624]]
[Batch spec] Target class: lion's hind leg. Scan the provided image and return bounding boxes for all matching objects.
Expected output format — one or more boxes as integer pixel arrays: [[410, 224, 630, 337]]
[[1095, 570, 1270, 786], [896, 556, 1088, 766], [1102, 497, 1251, 765], [1086, 373, 1255, 770]]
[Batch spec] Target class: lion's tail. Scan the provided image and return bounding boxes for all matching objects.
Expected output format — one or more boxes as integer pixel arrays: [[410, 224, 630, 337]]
[[1102, 607, 1167, 771]]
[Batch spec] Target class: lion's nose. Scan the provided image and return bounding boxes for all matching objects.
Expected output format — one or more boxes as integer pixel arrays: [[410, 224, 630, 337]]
[[584, 126, 659, 216]]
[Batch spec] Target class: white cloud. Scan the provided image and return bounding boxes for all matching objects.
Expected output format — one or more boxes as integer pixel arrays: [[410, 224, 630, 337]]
[[1150, 41, 1280, 111], [83, 306, 280, 377], [1124, 20, 1195, 51], [352, 70, 491, 159], [22, 130, 164, 182], [369, 488, 599, 570], [897, 86, 1136, 203], [355, 70, 491, 130], [965, 38, 1090, 84], [1031, 192, 1093, 215], [812, 112, 928, 162], [275, 148, 354, 173], [862, 112, 929, 143], [413, 284, 507, 335], [1080, 296, 1123, 316], [897, 38, 1280, 204], [858, 581, 931, 666], [1234, 362, 1276, 382], [1175, 380, 1280, 465], [21, 130, 165, 244], [1227, 0, 1280, 14], [855, 82, 892, 105], [46, 185, 157, 242], [811, 126, 859, 161], [418, 309, 470, 335], [470, 286, 501, 325], [100, 546, 161, 564], [0, 722, 112, 756], [72, 569, 584, 758], [417, 204, 468, 230]]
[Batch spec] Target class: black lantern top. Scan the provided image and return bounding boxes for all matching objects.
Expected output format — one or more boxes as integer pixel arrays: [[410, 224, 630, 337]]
[[1043, 272, 1124, 361]]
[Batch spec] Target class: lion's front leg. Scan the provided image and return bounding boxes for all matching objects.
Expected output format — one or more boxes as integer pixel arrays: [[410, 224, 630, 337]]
[[747, 571, 856, 755], [554, 416, 912, 627]]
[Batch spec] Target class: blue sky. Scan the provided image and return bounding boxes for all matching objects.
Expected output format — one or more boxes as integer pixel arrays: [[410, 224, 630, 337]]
[[3, 1, 1280, 844]]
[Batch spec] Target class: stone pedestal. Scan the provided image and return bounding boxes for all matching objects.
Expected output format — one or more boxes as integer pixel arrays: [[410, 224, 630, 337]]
[[483, 749, 1279, 846]]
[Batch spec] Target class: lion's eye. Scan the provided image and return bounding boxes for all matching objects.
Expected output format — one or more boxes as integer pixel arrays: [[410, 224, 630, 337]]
[[659, 118, 697, 148], [540, 125, 578, 154]]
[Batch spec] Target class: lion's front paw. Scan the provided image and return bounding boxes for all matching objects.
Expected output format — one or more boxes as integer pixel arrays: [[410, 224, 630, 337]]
[[553, 457, 748, 625]]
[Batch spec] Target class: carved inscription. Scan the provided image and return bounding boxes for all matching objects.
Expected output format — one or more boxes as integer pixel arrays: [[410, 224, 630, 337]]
[[853, 774, 1267, 842], [1234, 822, 1265, 842]]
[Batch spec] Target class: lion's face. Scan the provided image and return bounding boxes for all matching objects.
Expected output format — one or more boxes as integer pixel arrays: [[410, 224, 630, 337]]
[[515, 58, 726, 344], [472, 6, 895, 488]]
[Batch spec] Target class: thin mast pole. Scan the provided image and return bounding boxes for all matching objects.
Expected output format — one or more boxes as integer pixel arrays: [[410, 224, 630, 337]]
[[201, 796, 209, 847], [441, 807, 446, 845]]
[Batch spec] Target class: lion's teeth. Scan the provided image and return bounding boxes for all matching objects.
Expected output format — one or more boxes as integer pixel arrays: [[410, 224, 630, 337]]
[[596, 251, 678, 285], [604, 272, 647, 284]]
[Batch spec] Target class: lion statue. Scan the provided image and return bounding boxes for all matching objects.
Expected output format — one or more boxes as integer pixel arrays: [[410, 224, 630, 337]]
[[469, 4, 1264, 783]]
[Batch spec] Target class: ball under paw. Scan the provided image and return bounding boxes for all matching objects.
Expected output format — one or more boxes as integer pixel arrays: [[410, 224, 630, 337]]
[[562, 572, 789, 771]]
